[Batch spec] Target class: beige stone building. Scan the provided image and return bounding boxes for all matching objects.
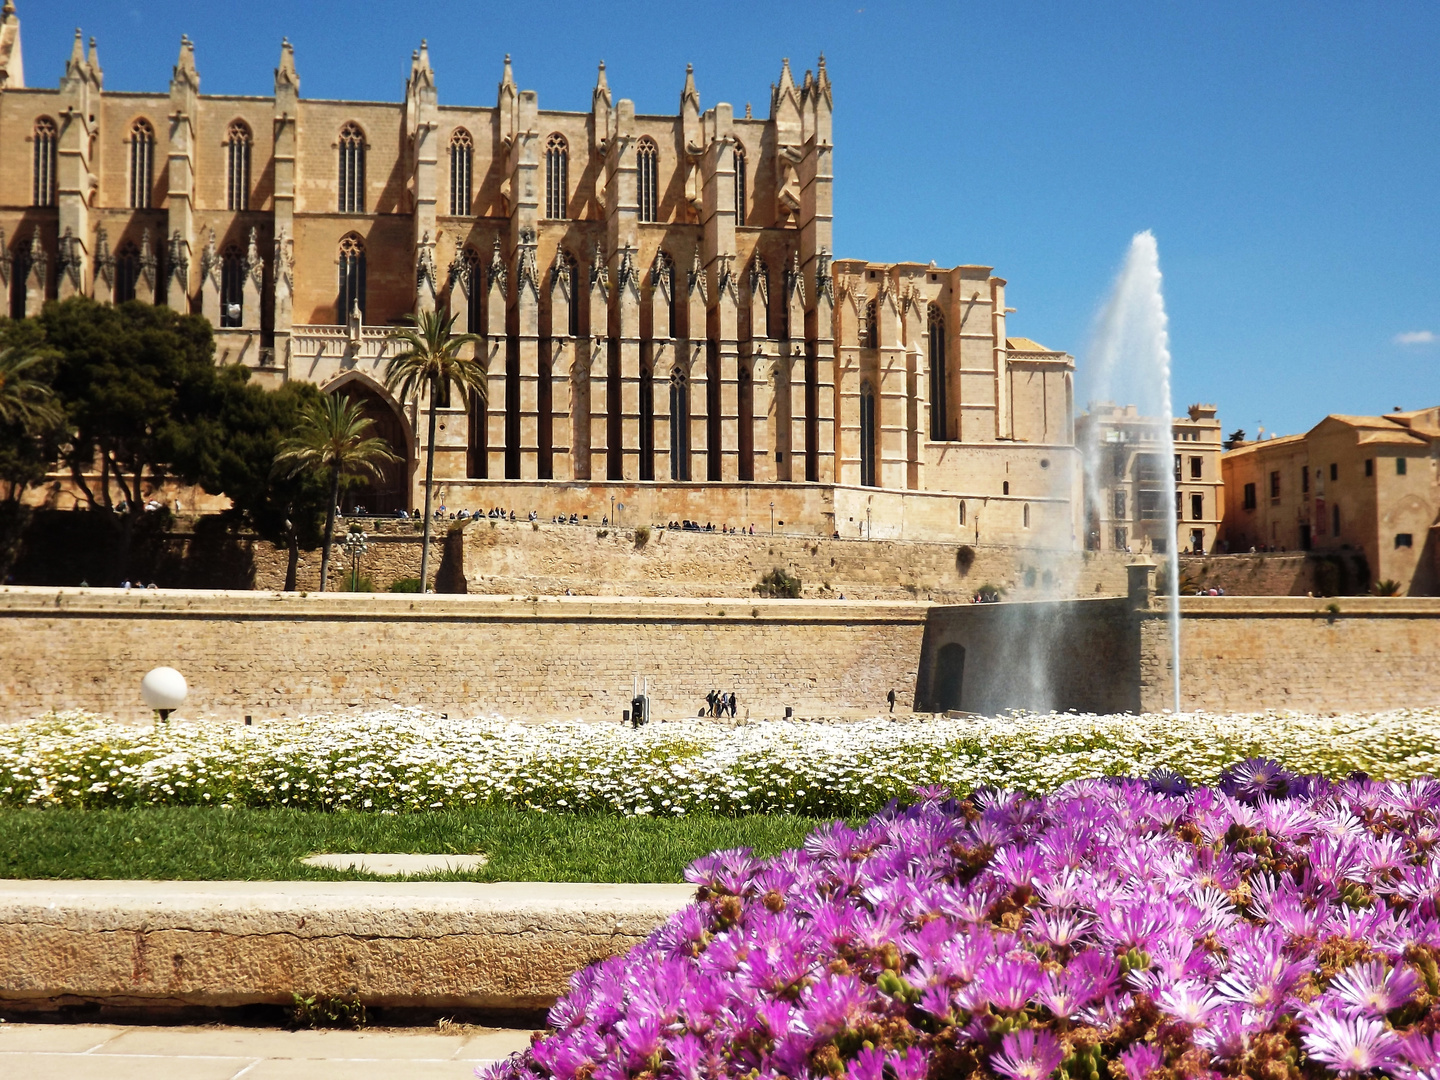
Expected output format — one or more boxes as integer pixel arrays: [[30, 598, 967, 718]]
[[0, 7, 1080, 544], [1221, 408, 1440, 595], [1076, 403, 1224, 556]]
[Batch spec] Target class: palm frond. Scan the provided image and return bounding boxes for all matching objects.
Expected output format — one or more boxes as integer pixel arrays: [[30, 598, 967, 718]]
[[0, 346, 61, 429], [273, 393, 400, 480]]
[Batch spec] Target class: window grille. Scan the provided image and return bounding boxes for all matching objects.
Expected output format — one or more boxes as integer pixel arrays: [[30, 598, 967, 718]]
[[226, 122, 252, 211], [129, 119, 155, 209], [450, 130, 473, 216], [337, 234, 366, 320], [636, 137, 658, 223], [33, 118, 58, 207], [338, 123, 365, 214], [733, 141, 746, 226], [544, 133, 568, 220]]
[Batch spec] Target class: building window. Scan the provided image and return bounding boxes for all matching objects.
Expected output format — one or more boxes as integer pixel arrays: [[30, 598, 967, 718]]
[[864, 299, 877, 349], [1003, 480, 1010, 496], [226, 122, 251, 211], [468, 389, 487, 478], [1112, 453, 1126, 479], [1364, 458, 1374, 478], [1332, 504, 1340, 536], [337, 233, 365, 321], [1398, 456, 1408, 476], [1113, 490, 1126, 519], [1114, 527, 1128, 551], [1329, 462, 1338, 482], [1022, 503, 1030, 529], [733, 141, 746, 226], [1174, 454, 1182, 482], [462, 247, 482, 334], [1189, 455, 1202, 479], [1175, 491, 1183, 520], [1135, 454, 1164, 483], [220, 246, 244, 326], [129, 119, 155, 209], [544, 133, 567, 220], [1243, 482, 1256, 510], [859, 380, 876, 487], [450, 129, 473, 216], [115, 241, 140, 302], [8, 241, 28, 319], [1396, 533, 1414, 548], [928, 307, 947, 440], [1302, 468, 1309, 494], [635, 137, 658, 223], [669, 366, 689, 481], [1138, 490, 1164, 520], [1269, 470, 1280, 500], [33, 117, 58, 207], [958, 500, 966, 527], [338, 122, 365, 214], [1191, 493, 1203, 520]]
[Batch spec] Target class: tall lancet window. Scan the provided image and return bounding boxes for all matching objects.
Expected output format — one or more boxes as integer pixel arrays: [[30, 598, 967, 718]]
[[863, 299, 877, 349], [338, 122, 366, 213], [636, 137, 658, 223], [115, 242, 140, 303], [220, 246, 245, 327], [33, 118, 58, 207], [733, 140, 747, 226], [928, 307, 947, 440], [860, 380, 877, 488], [670, 366, 690, 481], [545, 133, 568, 220], [449, 129, 473, 216], [129, 119, 155, 209], [337, 233, 366, 321], [463, 247, 482, 333], [226, 122, 252, 211]]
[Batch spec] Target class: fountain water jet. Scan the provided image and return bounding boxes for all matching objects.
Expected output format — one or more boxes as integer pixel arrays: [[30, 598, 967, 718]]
[[1082, 231, 1182, 712]]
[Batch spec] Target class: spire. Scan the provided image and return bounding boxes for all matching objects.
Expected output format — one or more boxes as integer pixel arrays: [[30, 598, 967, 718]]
[[497, 52, 516, 122], [815, 52, 832, 106], [416, 37, 433, 82], [498, 52, 515, 95], [1, 2, 14, 18], [172, 33, 198, 91], [681, 62, 699, 112], [87, 36, 100, 83], [778, 57, 795, 94], [274, 37, 298, 93], [593, 60, 611, 109], [66, 25, 82, 69], [0, 0, 22, 90]]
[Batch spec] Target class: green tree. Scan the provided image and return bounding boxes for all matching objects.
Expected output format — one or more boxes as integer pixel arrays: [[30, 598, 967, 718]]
[[273, 394, 398, 591], [383, 308, 483, 591], [171, 370, 328, 590], [41, 298, 221, 579], [0, 344, 62, 430], [0, 329, 63, 580]]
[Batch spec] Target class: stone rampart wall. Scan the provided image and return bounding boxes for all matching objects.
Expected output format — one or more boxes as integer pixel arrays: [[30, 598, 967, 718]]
[[0, 589, 928, 724]]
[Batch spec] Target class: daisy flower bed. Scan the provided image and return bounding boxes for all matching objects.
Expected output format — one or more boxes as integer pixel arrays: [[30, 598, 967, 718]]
[[487, 764, 1440, 1080], [0, 707, 1436, 815]]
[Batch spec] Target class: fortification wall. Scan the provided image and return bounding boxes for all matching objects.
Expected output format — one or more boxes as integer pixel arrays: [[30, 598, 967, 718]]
[[0, 588, 928, 724], [1139, 597, 1440, 713]]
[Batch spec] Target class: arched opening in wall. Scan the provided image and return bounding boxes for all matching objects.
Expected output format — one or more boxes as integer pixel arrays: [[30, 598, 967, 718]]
[[932, 642, 965, 712], [860, 379, 877, 487], [226, 122, 252, 211], [636, 137, 659, 223], [506, 336, 521, 480], [929, 307, 947, 440], [114, 242, 140, 304], [463, 247, 482, 334], [338, 122, 366, 214], [864, 299, 878, 349], [337, 233, 365, 322], [738, 363, 754, 481], [450, 129, 473, 216], [804, 343, 819, 482], [706, 340, 721, 481], [328, 378, 409, 515], [129, 119, 155, 209], [958, 500, 967, 527], [670, 365, 689, 480], [467, 386, 487, 479], [733, 141, 747, 227], [7, 239, 28, 319], [545, 133, 568, 220], [33, 117, 57, 207], [220, 245, 244, 327], [1023, 503, 1031, 529], [1002, 480, 1010, 496], [639, 360, 655, 481]]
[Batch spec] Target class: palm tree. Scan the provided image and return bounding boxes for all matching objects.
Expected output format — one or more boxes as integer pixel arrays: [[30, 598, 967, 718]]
[[384, 308, 483, 591], [0, 346, 60, 431], [273, 394, 399, 592]]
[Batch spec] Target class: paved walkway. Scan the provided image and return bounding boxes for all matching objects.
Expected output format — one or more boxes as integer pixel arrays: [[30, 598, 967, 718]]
[[0, 1023, 533, 1079]]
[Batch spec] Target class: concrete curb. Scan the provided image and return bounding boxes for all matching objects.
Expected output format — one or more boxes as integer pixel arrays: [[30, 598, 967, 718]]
[[0, 880, 695, 1013]]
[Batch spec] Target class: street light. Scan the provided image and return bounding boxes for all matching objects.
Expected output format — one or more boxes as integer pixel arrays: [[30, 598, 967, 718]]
[[770, 501, 775, 536], [341, 525, 370, 591], [610, 493, 615, 526], [141, 666, 188, 727]]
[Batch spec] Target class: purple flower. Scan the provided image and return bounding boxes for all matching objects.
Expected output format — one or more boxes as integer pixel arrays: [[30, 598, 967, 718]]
[[1327, 960, 1421, 1016], [1119, 1042, 1164, 1080], [1301, 1011, 1401, 1074], [990, 1029, 1064, 1080]]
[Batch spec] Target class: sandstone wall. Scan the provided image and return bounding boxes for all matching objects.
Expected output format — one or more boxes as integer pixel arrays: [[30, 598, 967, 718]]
[[0, 588, 928, 724], [1139, 596, 1440, 713]]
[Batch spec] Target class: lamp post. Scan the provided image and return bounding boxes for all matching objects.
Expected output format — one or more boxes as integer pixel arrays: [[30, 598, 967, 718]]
[[610, 493, 615, 527], [341, 525, 369, 591], [141, 666, 188, 727], [770, 501, 775, 537]]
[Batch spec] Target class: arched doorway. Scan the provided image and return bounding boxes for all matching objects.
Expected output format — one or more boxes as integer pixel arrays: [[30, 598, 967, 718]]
[[328, 378, 410, 515], [932, 642, 965, 712]]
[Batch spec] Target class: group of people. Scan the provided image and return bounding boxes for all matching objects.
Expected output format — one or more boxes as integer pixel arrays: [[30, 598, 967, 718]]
[[705, 689, 738, 718]]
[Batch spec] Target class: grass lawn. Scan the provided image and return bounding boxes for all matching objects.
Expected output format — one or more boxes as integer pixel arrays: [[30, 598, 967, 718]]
[[0, 806, 830, 883]]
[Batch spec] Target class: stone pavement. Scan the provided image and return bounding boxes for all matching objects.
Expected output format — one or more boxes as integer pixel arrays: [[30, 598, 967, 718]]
[[0, 1022, 534, 1078]]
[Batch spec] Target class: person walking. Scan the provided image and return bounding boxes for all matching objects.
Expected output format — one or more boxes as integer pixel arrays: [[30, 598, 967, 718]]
[[887, 688, 897, 713], [728, 691, 738, 718]]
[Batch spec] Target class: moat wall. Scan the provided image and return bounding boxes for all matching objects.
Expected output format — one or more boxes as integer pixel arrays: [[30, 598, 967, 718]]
[[1, 588, 1435, 724]]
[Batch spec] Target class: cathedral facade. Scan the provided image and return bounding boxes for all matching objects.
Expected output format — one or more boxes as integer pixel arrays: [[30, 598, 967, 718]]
[[0, 5, 1080, 545]]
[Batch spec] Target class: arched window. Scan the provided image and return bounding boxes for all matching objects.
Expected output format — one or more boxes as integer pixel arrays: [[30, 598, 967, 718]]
[[860, 380, 877, 488], [545, 133, 568, 220], [338, 122, 365, 214], [449, 129, 472, 216], [468, 386, 487, 478], [115, 241, 140, 303], [337, 233, 365, 321], [670, 366, 689, 481], [864, 299, 878, 349], [1023, 503, 1031, 529], [636, 137, 658, 223], [958, 500, 966, 527], [733, 140, 747, 226], [463, 247, 482, 334], [220, 245, 244, 327], [7, 240, 27, 319], [33, 118, 57, 207], [129, 119, 155, 210], [928, 306, 947, 440], [226, 122, 251, 211]]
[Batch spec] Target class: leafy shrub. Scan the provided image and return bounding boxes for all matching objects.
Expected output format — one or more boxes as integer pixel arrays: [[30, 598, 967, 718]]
[[485, 765, 1440, 1080], [342, 572, 373, 592], [389, 577, 423, 593], [290, 992, 366, 1030], [634, 525, 651, 548], [1375, 579, 1402, 597], [755, 567, 802, 598]]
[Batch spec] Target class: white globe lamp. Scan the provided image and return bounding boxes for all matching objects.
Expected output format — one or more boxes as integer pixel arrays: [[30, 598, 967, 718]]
[[141, 666, 188, 724]]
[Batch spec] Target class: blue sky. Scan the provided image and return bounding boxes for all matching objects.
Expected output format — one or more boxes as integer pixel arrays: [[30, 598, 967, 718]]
[[17, 1, 1440, 436]]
